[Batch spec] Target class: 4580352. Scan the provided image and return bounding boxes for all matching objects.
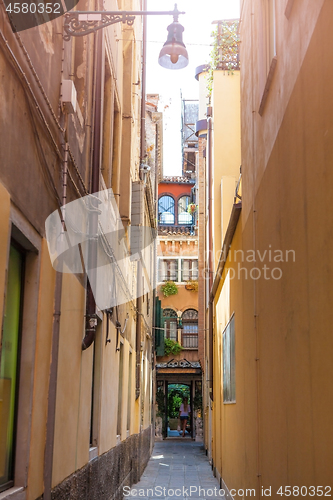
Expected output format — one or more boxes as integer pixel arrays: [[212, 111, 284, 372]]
[[5, 3, 61, 14], [277, 486, 331, 496]]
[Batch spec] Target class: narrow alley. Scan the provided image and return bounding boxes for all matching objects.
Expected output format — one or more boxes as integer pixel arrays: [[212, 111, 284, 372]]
[[127, 441, 223, 499], [1, 0, 333, 498]]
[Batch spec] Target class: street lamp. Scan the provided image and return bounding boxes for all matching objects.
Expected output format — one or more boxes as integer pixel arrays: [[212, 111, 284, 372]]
[[63, 3, 189, 70], [158, 12, 188, 69]]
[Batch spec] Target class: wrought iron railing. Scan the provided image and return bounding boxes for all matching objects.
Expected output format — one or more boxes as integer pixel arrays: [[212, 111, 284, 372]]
[[216, 19, 240, 71]]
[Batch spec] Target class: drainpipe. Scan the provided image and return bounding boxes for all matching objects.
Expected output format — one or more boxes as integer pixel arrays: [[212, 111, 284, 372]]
[[82, 25, 103, 350], [44, 272, 62, 499], [44, 94, 69, 499], [136, 0, 147, 399], [207, 106, 214, 401]]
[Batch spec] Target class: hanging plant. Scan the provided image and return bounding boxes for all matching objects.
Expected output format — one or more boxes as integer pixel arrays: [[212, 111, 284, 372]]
[[185, 280, 199, 292], [164, 338, 183, 356], [161, 281, 178, 297], [187, 203, 197, 214]]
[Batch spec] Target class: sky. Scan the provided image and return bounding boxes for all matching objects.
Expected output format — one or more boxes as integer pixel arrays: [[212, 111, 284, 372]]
[[146, 0, 240, 176]]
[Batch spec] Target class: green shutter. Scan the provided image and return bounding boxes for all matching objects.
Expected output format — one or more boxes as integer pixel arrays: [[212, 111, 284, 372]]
[[155, 297, 165, 356]]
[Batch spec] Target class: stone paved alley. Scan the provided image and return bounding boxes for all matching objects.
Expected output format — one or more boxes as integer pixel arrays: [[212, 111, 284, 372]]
[[127, 441, 226, 499]]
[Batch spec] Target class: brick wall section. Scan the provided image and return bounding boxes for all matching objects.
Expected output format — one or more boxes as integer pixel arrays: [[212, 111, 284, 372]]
[[197, 136, 207, 368], [38, 426, 153, 500]]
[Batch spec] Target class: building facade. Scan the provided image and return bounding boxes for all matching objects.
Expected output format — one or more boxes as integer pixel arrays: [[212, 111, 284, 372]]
[[0, 1, 156, 498], [155, 175, 202, 440], [195, 19, 241, 464], [200, 2, 333, 497], [154, 100, 203, 440]]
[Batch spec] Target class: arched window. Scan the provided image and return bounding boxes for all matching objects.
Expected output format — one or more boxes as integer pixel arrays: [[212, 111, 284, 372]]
[[158, 195, 175, 224], [178, 196, 192, 225], [181, 309, 198, 348], [163, 308, 178, 341]]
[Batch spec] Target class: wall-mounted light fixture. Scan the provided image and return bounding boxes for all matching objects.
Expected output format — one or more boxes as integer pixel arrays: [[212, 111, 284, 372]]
[[63, 3, 188, 70]]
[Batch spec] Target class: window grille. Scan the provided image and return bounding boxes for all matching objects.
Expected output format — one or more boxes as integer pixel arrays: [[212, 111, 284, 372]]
[[163, 308, 178, 342], [178, 196, 192, 225], [158, 195, 175, 224], [181, 309, 198, 348]]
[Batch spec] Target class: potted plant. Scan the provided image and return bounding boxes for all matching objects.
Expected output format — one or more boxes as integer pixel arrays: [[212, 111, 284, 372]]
[[187, 203, 197, 215], [161, 280, 178, 297], [185, 280, 199, 292]]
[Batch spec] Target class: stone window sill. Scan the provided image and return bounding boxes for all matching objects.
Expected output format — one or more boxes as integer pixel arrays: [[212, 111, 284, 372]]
[[0, 487, 25, 500], [89, 446, 98, 461]]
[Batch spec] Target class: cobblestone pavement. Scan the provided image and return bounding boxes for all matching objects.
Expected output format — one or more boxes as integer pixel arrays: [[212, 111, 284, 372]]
[[126, 440, 225, 499]]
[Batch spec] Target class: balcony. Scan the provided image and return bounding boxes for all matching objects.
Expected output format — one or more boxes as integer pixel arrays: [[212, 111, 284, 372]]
[[158, 224, 197, 236]]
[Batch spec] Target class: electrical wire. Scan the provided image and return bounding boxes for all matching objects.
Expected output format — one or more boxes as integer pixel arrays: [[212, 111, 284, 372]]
[[26, 98, 62, 207], [0, 13, 89, 204], [0, 27, 63, 162], [68, 146, 89, 195], [14, 29, 65, 133]]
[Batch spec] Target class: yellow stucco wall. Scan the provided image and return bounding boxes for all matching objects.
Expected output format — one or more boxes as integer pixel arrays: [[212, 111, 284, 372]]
[[52, 272, 88, 487], [212, 0, 333, 493], [212, 71, 241, 270], [27, 240, 56, 500]]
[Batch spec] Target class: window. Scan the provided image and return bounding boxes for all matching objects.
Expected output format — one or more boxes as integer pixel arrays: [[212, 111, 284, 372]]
[[223, 315, 236, 403], [163, 308, 178, 342], [178, 196, 192, 225], [0, 245, 24, 490], [158, 259, 178, 282], [181, 259, 198, 282], [181, 309, 198, 349], [158, 195, 175, 224], [184, 151, 196, 173]]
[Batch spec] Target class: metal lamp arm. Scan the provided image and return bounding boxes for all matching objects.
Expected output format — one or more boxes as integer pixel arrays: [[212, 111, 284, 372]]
[[63, 5, 185, 40]]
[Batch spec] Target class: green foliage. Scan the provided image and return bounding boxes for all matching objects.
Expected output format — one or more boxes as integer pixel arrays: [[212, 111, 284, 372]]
[[164, 338, 183, 356], [207, 20, 240, 98], [168, 385, 190, 419], [156, 385, 191, 420], [160, 280, 178, 297], [168, 392, 182, 419], [187, 203, 197, 214], [206, 26, 219, 98], [193, 391, 203, 412], [156, 387, 165, 417]]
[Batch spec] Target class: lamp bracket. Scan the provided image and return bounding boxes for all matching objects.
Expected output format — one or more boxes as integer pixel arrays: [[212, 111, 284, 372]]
[[64, 6, 185, 40]]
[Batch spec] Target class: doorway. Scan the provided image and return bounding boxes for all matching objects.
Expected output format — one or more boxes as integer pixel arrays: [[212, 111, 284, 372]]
[[167, 383, 191, 438]]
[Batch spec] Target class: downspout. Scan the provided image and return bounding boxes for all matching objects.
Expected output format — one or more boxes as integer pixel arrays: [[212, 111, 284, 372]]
[[207, 105, 214, 402], [43, 28, 68, 498], [250, 2, 262, 495], [136, 0, 147, 398], [43, 272, 63, 500], [82, 25, 103, 350]]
